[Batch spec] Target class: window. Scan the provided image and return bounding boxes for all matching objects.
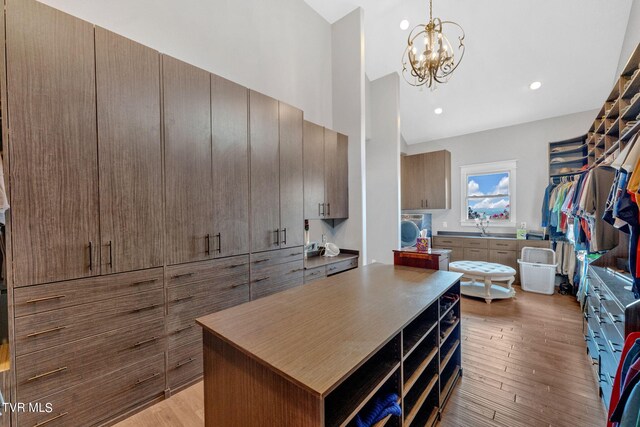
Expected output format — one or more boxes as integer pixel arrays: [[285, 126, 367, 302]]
[[461, 160, 517, 226]]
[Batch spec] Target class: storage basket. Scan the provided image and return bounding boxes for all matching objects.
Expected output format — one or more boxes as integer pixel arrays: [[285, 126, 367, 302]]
[[517, 247, 557, 295]]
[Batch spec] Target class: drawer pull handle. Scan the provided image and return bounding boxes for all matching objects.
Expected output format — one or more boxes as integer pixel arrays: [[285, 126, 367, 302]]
[[132, 303, 161, 313], [27, 326, 66, 338], [609, 340, 622, 353], [290, 268, 303, 273], [131, 279, 158, 287], [171, 295, 194, 304], [253, 259, 270, 264], [135, 372, 161, 386], [175, 357, 196, 368], [611, 314, 623, 323], [231, 282, 249, 289], [171, 273, 194, 280], [172, 324, 195, 334], [229, 263, 246, 269], [27, 366, 68, 382], [34, 412, 69, 427], [26, 295, 66, 304], [290, 252, 303, 257], [132, 336, 160, 348], [496, 243, 508, 247], [252, 277, 270, 283]]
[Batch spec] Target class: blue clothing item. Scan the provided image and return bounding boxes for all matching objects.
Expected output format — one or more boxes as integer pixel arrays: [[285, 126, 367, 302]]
[[622, 340, 640, 392], [355, 393, 401, 427], [541, 184, 555, 228], [618, 380, 640, 427]]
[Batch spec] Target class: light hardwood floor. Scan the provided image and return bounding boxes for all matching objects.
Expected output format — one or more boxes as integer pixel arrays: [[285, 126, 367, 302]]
[[116, 287, 606, 427]]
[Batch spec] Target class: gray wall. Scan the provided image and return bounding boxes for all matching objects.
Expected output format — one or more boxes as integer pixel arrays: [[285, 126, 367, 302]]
[[405, 110, 597, 235], [618, 0, 640, 75]]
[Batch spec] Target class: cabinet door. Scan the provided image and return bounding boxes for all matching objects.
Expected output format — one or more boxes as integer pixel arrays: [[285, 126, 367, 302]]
[[422, 150, 451, 209], [324, 129, 338, 218], [489, 249, 518, 271], [401, 155, 424, 210], [211, 75, 249, 257], [463, 248, 489, 262], [278, 103, 304, 247], [250, 91, 280, 252], [332, 133, 349, 219], [7, 0, 100, 286], [163, 56, 213, 264], [96, 28, 163, 274], [303, 121, 325, 219]]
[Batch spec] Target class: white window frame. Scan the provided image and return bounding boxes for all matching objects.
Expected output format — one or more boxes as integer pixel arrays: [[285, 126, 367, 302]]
[[460, 160, 517, 227]]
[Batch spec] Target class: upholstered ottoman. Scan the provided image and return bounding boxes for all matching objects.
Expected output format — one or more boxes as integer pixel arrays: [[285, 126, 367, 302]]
[[449, 260, 516, 304]]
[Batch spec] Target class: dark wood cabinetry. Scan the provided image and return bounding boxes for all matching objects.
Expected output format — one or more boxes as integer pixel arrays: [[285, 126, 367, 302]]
[[303, 120, 349, 220], [211, 75, 250, 257], [279, 102, 304, 248], [401, 150, 451, 210], [7, 0, 100, 286], [96, 28, 164, 274], [163, 56, 214, 265], [250, 91, 281, 253]]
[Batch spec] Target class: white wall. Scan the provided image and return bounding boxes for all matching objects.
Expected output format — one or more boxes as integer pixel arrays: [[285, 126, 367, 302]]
[[38, 0, 333, 126], [618, 0, 640, 75], [366, 73, 401, 264], [405, 110, 597, 235]]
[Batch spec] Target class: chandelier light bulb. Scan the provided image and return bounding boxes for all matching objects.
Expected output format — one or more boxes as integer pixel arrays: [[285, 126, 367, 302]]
[[400, 19, 410, 30], [434, 108, 443, 115]]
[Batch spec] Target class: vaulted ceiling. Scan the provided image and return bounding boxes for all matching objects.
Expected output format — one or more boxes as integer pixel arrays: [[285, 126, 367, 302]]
[[304, 0, 633, 143]]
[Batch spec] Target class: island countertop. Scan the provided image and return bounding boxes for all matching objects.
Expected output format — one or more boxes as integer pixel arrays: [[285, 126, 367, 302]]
[[197, 263, 462, 397]]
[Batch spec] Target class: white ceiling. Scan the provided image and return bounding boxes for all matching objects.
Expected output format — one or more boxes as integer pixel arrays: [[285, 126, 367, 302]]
[[304, 0, 634, 143]]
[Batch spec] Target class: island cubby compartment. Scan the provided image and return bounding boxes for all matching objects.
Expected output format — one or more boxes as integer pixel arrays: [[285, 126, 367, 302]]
[[439, 325, 461, 373], [403, 326, 438, 391], [403, 367, 439, 427], [439, 281, 460, 321], [403, 350, 438, 416], [439, 347, 462, 407], [403, 301, 438, 356], [347, 370, 401, 427], [325, 334, 401, 427]]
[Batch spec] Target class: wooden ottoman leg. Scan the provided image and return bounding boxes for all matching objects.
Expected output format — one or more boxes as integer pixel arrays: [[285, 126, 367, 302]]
[[484, 276, 492, 304]]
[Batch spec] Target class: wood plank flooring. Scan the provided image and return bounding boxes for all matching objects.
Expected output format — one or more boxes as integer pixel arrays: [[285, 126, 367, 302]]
[[116, 287, 606, 427]]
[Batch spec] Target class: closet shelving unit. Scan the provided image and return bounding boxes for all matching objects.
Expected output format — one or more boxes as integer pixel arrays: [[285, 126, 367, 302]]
[[548, 135, 589, 181]]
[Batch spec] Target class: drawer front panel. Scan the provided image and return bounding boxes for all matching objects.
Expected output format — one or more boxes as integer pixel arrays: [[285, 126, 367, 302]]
[[463, 239, 488, 249], [14, 268, 163, 317], [304, 266, 326, 283], [463, 248, 489, 262], [585, 326, 600, 362], [18, 353, 165, 427], [168, 341, 203, 389], [251, 259, 304, 300], [489, 240, 517, 251], [488, 250, 518, 270], [327, 258, 358, 275], [16, 318, 165, 402], [15, 288, 164, 356], [166, 255, 249, 288], [433, 246, 463, 262], [432, 237, 463, 248], [250, 246, 304, 267]]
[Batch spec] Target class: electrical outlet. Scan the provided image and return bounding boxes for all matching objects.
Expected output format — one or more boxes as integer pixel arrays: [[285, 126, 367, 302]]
[[442, 222, 448, 228]]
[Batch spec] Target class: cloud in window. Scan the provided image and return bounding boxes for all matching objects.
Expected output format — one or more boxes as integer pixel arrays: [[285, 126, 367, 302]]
[[467, 180, 483, 196], [471, 198, 510, 209], [492, 176, 509, 195]]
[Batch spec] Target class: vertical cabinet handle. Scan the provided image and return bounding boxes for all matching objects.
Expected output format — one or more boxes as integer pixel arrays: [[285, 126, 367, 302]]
[[205, 234, 210, 256], [274, 229, 280, 246], [282, 228, 287, 245], [421, 200, 424, 208], [216, 233, 222, 254], [88, 241, 93, 272], [327, 203, 331, 216], [108, 241, 113, 268]]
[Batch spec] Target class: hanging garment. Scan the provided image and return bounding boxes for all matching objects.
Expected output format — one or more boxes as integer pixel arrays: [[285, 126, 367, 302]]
[[541, 183, 555, 228], [584, 167, 618, 252], [0, 157, 9, 216], [609, 333, 640, 427]]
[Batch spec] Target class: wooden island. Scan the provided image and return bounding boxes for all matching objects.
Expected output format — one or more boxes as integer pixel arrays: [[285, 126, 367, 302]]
[[197, 264, 462, 427]]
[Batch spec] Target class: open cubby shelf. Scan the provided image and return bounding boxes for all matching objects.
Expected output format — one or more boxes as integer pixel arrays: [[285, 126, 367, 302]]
[[440, 364, 462, 407], [325, 335, 401, 427], [439, 297, 459, 321], [347, 370, 401, 427], [403, 342, 438, 396], [403, 302, 438, 357], [440, 319, 460, 346], [440, 339, 460, 373], [403, 370, 438, 425]]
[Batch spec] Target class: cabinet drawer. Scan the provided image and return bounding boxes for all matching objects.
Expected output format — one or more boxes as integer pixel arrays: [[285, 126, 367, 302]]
[[432, 237, 463, 248], [251, 260, 304, 300], [327, 258, 358, 276], [15, 288, 164, 356], [489, 240, 517, 251], [18, 353, 165, 427], [488, 250, 518, 269], [14, 268, 163, 318], [16, 318, 165, 403], [517, 240, 550, 251], [304, 266, 326, 283], [250, 246, 304, 267], [168, 341, 203, 390], [166, 255, 249, 288], [463, 238, 488, 249], [463, 248, 488, 262], [433, 246, 463, 262]]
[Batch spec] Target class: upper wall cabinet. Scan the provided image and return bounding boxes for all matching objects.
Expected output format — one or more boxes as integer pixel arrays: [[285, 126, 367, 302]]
[[303, 121, 349, 220], [163, 56, 214, 265], [95, 28, 164, 274], [211, 75, 250, 258], [401, 150, 451, 210], [7, 0, 101, 286], [278, 102, 304, 248], [250, 91, 281, 252]]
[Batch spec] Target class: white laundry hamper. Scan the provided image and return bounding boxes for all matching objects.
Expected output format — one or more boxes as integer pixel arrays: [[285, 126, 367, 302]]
[[517, 247, 557, 295]]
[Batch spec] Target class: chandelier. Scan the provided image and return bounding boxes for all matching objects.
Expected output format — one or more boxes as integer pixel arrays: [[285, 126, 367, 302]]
[[402, 0, 465, 88]]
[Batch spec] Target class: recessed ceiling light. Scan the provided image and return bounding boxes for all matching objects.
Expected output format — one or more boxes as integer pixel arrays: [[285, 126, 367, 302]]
[[529, 81, 542, 90], [434, 107, 443, 115], [400, 19, 410, 30]]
